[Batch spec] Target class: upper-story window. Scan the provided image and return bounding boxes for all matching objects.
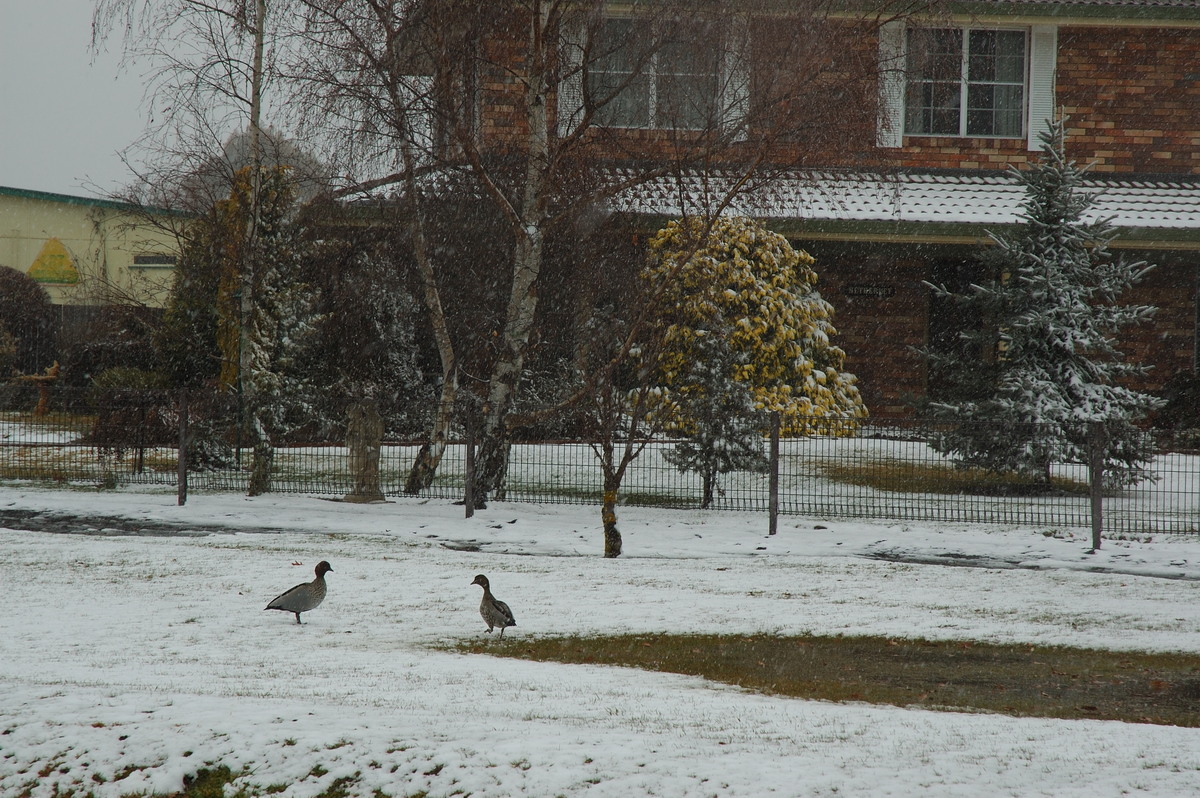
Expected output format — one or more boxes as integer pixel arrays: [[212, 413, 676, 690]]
[[904, 27, 1026, 138], [588, 17, 723, 131]]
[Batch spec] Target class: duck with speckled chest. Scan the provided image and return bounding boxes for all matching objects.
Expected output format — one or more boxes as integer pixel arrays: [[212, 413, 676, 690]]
[[265, 561, 332, 624], [471, 574, 516, 638]]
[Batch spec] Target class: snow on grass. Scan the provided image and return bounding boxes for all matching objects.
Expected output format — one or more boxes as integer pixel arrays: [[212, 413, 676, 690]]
[[1, 485, 1199, 796]]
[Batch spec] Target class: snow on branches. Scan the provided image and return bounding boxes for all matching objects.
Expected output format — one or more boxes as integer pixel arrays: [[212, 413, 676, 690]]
[[921, 120, 1161, 486]]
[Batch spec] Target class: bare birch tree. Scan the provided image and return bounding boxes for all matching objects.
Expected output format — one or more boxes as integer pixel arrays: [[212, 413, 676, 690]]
[[284, 0, 473, 493], [279, 0, 932, 553], [93, 0, 313, 495]]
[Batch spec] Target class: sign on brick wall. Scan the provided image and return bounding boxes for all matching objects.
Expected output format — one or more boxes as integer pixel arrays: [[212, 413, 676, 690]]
[[844, 283, 896, 299]]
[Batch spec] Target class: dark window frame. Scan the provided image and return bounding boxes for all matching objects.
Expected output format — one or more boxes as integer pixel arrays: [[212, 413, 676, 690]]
[[131, 254, 178, 268]]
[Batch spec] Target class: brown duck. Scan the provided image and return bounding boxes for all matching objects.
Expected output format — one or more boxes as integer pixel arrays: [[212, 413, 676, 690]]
[[265, 561, 332, 624], [471, 574, 516, 638]]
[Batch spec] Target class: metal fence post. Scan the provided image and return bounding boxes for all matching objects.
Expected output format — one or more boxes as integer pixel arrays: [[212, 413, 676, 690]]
[[769, 411, 780, 535], [1089, 420, 1105, 550], [177, 390, 189, 506]]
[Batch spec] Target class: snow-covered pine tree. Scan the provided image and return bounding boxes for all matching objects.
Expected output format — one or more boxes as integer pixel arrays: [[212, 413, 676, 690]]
[[238, 166, 322, 495], [922, 120, 1161, 486], [660, 315, 769, 509]]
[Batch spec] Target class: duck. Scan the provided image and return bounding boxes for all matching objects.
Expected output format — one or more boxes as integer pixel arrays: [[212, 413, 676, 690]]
[[471, 574, 516, 638], [264, 561, 332, 624]]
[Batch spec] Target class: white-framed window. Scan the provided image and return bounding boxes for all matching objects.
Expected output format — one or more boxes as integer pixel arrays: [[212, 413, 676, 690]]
[[905, 27, 1026, 138], [587, 17, 724, 131], [877, 21, 1055, 150]]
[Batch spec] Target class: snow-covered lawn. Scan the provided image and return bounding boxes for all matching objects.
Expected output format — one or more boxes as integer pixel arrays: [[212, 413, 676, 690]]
[[2, 485, 1199, 797]]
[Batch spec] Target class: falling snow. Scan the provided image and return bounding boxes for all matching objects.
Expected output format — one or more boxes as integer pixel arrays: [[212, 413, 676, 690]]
[[2, 486, 1199, 797]]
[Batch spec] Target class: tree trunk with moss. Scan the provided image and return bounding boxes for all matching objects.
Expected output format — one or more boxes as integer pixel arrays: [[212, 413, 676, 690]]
[[601, 459, 622, 558], [404, 374, 456, 494], [247, 411, 273, 496], [403, 196, 458, 494]]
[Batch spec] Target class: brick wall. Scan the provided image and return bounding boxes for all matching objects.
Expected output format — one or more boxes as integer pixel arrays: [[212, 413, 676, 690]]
[[478, 28, 528, 147], [804, 245, 931, 418], [1119, 259, 1199, 391], [883, 25, 1200, 175], [1056, 27, 1200, 174], [804, 245, 1198, 419], [892, 137, 1032, 172], [474, 18, 1200, 175]]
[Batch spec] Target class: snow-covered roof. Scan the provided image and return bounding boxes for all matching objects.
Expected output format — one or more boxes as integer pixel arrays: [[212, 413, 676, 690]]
[[610, 169, 1200, 246], [341, 166, 1200, 247]]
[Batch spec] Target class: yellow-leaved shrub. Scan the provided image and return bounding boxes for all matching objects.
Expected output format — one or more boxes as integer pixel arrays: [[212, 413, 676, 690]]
[[643, 216, 867, 435]]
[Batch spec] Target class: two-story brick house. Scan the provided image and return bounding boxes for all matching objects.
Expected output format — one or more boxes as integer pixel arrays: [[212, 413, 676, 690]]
[[363, 0, 1200, 419], [532, 0, 1199, 418], [839, 0, 1199, 416]]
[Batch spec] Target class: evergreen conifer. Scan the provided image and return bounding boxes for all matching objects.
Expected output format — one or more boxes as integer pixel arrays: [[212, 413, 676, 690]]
[[922, 121, 1160, 486]]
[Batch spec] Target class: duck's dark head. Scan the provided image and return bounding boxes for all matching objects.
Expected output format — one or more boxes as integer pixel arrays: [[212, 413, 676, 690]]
[[471, 574, 489, 589], [315, 561, 333, 577]]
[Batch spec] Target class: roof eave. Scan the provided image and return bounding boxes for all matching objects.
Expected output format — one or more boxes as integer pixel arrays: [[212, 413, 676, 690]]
[[768, 217, 1200, 250], [0, 185, 186, 217]]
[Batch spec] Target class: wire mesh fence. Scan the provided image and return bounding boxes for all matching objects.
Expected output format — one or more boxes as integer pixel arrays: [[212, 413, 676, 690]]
[[1, 386, 1197, 535]]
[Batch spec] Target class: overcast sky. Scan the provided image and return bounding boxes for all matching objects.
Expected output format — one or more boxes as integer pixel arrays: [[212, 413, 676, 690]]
[[1, 1, 149, 198]]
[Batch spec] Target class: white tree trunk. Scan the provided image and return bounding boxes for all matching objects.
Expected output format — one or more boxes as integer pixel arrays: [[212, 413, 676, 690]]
[[475, 1, 552, 500]]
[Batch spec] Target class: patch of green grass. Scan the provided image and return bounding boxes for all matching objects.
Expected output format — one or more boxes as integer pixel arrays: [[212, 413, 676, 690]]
[[501, 484, 695, 508], [823, 459, 1090, 496], [27, 764, 251, 798], [0, 411, 94, 432], [178, 765, 252, 798], [14, 764, 366, 798], [455, 633, 1200, 727], [314, 774, 359, 798], [616, 491, 694, 508]]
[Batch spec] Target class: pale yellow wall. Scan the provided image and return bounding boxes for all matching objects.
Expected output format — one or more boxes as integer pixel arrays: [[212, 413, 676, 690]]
[[0, 188, 181, 309]]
